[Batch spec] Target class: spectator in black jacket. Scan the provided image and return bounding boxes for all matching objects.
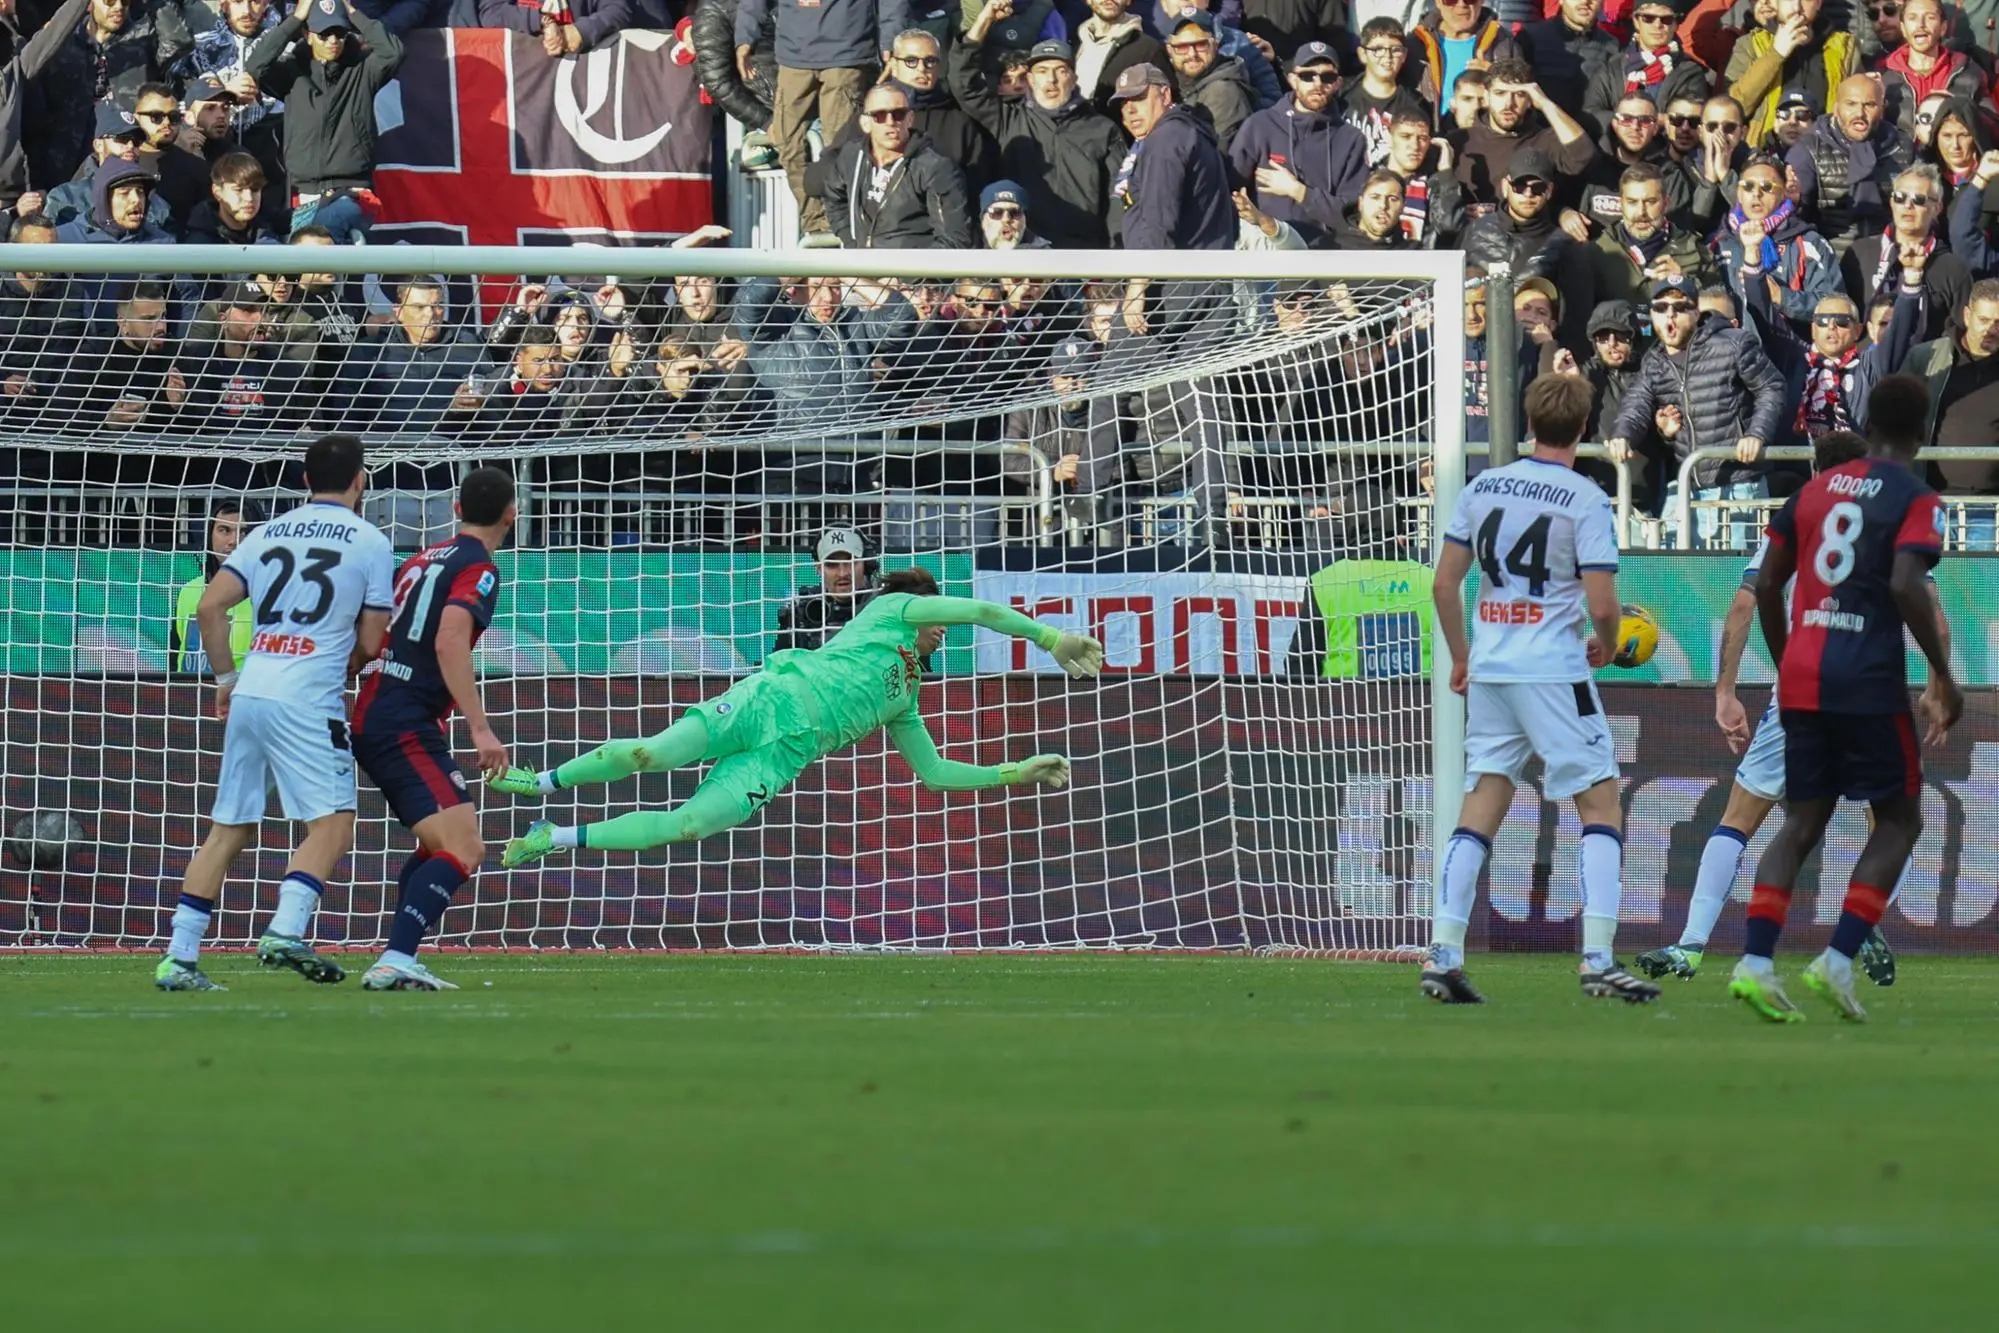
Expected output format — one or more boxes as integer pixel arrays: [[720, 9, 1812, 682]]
[[58, 278, 182, 433], [2, 0, 90, 207], [823, 82, 973, 247], [184, 149, 283, 247], [1326, 169, 1413, 250], [1113, 61, 1231, 251], [805, 30, 1000, 208], [1343, 20, 1430, 168], [178, 279, 302, 435], [1786, 73, 1914, 258], [953, 6, 1130, 248], [1522, 0, 1619, 121], [30, 0, 191, 191], [1842, 162, 1969, 341], [480, 0, 635, 57], [248, 0, 404, 239], [1162, 8, 1254, 156], [1386, 109, 1463, 248], [1463, 148, 1595, 351], [0, 212, 86, 427], [1237, 0, 1341, 62], [131, 79, 214, 230], [1229, 40, 1366, 246], [1584, 1, 1714, 132], [772, 527, 879, 653]]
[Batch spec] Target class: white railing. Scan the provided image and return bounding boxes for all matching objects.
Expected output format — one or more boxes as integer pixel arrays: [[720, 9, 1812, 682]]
[[1671, 446, 1999, 551]]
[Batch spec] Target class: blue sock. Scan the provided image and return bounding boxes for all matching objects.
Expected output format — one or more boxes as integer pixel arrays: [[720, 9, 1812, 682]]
[[396, 850, 431, 897], [386, 853, 470, 957]]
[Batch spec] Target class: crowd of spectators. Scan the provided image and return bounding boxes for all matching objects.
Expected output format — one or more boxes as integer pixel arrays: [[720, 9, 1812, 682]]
[[8, 0, 1999, 549]]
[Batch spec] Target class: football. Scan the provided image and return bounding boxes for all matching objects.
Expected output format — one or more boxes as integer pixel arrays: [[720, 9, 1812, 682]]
[[8, 811, 82, 870], [1614, 604, 1660, 669]]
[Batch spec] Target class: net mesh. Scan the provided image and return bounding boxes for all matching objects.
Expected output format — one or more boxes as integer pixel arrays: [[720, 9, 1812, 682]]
[[0, 255, 1452, 954]]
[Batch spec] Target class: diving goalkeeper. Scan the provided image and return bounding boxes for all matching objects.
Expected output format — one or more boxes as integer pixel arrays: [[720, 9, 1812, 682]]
[[494, 567, 1105, 867]]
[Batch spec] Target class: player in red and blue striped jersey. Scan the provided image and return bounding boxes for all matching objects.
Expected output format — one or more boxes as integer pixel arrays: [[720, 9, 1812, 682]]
[[1730, 376, 1962, 1024], [349, 467, 516, 992]]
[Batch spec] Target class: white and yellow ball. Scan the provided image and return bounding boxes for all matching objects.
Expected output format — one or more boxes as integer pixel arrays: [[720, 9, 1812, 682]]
[[1613, 604, 1659, 669]]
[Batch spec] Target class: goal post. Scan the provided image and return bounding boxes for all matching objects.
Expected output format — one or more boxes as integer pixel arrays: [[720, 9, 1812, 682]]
[[0, 242, 1466, 955]]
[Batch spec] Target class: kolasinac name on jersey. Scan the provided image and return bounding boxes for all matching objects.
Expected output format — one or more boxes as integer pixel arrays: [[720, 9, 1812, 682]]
[[1444, 459, 1620, 684]]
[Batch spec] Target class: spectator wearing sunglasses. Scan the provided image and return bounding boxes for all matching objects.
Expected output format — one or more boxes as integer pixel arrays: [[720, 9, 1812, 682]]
[[1161, 9, 1255, 157], [1681, 94, 1752, 230], [1230, 40, 1366, 245], [807, 31, 1000, 206], [1579, 92, 1681, 228], [1343, 18, 1433, 168], [1465, 149, 1597, 350], [1786, 72, 1915, 257], [1564, 299, 1656, 504], [1842, 163, 1969, 340], [1454, 57, 1596, 206], [1878, 0, 1987, 142], [1724, 0, 1856, 148], [1896, 277, 1999, 545], [1584, 1, 1714, 135], [976, 179, 1047, 248], [1073, 0, 1170, 115], [1522, 0, 1620, 120], [1769, 88, 1819, 151], [1717, 153, 1841, 326], [821, 83, 974, 249], [1606, 272, 1786, 547], [1743, 275, 1924, 443]]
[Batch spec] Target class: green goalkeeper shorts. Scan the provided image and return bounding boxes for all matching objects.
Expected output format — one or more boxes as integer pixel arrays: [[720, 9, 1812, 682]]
[[684, 675, 821, 818]]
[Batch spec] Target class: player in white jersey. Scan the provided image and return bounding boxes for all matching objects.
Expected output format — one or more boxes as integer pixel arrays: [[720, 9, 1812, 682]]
[[155, 435, 396, 991], [1423, 374, 1661, 1005], [1636, 430, 1947, 987]]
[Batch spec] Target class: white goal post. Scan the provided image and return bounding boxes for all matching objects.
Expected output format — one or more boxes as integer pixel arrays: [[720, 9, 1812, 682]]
[[0, 242, 1465, 955]]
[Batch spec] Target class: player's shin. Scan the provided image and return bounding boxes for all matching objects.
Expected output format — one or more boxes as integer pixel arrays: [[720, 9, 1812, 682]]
[[1579, 823, 1624, 972], [380, 851, 472, 967], [267, 872, 325, 940], [1683, 825, 1750, 950], [1430, 827, 1489, 971], [168, 893, 214, 964]]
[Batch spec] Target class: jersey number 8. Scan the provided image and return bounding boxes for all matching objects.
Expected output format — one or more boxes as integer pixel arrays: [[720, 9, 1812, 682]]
[[1814, 501, 1863, 587]]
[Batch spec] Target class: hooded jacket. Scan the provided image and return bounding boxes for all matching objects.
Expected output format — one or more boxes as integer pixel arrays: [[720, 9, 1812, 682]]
[[1118, 103, 1234, 251], [951, 35, 1131, 248], [29, 0, 191, 191], [823, 134, 974, 249], [1608, 311, 1788, 488], [1229, 93, 1369, 243], [1172, 52, 1257, 157], [804, 81, 998, 204], [735, 0, 905, 71], [53, 158, 177, 244], [1786, 114, 1915, 246], [246, 4, 404, 192], [1716, 207, 1841, 326], [1, 0, 90, 199], [1147, 4, 1280, 107], [1879, 45, 1987, 142], [1325, 200, 1412, 251]]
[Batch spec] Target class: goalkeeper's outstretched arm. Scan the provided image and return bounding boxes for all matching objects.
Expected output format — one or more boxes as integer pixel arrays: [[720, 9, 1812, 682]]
[[901, 595, 1105, 677], [883, 713, 1071, 793]]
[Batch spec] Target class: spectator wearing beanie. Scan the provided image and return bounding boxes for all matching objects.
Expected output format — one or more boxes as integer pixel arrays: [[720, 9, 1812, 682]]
[[1230, 41, 1367, 246], [977, 179, 1050, 247]]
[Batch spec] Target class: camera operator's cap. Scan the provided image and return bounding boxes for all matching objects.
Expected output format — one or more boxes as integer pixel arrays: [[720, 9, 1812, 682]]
[[1586, 298, 1639, 338], [1650, 273, 1699, 302], [307, 0, 351, 32], [815, 527, 867, 564], [1110, 63, 1171, 101], [980, 179, 1027, 213], [1026, 39, 1074, 66], [1171, 7, 1217, 33], [1293, 41, 1339, 69], [1505, 148, 1557, 183], [187, 73, 236, 103], [1052, 337, 1098, 374], [221, 280, 269, 311], [94, 101, 143, 140]]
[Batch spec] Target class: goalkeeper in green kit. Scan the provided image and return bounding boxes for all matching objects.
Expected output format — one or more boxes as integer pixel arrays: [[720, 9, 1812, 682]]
[[494, 568, 1105, 867]]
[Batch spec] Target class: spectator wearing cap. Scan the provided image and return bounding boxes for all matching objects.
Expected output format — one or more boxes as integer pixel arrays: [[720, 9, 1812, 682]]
[[1588, 162, 1719, 305], [1521, 0, 1619, 119], [176, 0, 289, 202], [1844, 162, 1968, 340], [1716, 152, 1840, 326], [1584, 0, 1714, 133], [1786, 73, 1915, 258], [1408, 1, 1520, 125], [953, 3, 1130, 248], [178, 279, 305, 434], [1158, 9, 1255, 156], [184, 149, 283, 247], [480, 0, 638, 58], [248, 0, 404, 239], [1113, 61, 1232, 250], [1143, 0, 1280, 108], [822, 81, 973, 248], [1879, 0, 1986, 141], [1326, 169, 1413, 249], [43, 101, 168, 230], [1463, 149, 1596, 349], [773, 528, 879, 654], [32, 0, 191, 192], [1606, 272, 1787, 547], [1384, 108, 1464, 246], [1724, 0, 1856, 148], [735, 0, 905, 244], [1074, 0, 1170, 114], [978, 179, 1049, 247], [1001, 336, 1100, 532], [2, 0, 90, 210], [1454, 57, 1596, 206], [1343, 21, 1433, 168], [1770, 88, 1817, 151], [1229, 40, 1367, 245]]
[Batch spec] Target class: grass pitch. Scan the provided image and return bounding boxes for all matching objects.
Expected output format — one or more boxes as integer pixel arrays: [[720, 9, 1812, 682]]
[[4, 952, 1997, 1331]]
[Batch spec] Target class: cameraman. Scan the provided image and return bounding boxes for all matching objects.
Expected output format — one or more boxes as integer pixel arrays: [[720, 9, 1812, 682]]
[[773, 528, 878, 653]]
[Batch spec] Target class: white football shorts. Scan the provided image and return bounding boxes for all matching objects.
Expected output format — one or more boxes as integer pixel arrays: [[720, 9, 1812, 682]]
[[1734, 694, 1786, 802], [1464, 680, 1618, 799], [210, 694, 357, 826]]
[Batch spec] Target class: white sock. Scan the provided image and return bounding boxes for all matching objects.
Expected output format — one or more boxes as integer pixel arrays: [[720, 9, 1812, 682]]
[[1430, 828, 1489, 971], [1739, 953, 1775, 977], [1819, 948, 1854, 986], [376, 948, 415, 970], [1682, 826, 1749, 950], [1580, 824, 1623, 972], [552, 826, 582, 848], [538, 770, 562, 794], [1888, 860, 1908, 908], [168, 895, 213, 964], [267, 872, 322, 939]]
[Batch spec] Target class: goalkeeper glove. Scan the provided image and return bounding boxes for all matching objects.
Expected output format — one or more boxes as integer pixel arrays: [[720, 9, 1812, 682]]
[[1047, 632, 1105, 679], [1016, 755, 1071, 789]]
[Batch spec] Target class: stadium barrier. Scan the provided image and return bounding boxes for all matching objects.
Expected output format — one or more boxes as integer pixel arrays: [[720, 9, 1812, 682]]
[[1670, 446, 1999, 550]]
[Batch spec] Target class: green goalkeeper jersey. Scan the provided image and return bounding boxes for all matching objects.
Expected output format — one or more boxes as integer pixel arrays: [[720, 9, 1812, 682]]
[[761, 592, 930, 752]]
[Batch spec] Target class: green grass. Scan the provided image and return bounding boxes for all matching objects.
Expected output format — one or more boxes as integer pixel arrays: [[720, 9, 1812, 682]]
[[4, 952, 1997, 1331]]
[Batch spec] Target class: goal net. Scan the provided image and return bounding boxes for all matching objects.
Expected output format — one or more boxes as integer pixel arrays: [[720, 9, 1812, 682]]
[[0, 244, 1465, 954]]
